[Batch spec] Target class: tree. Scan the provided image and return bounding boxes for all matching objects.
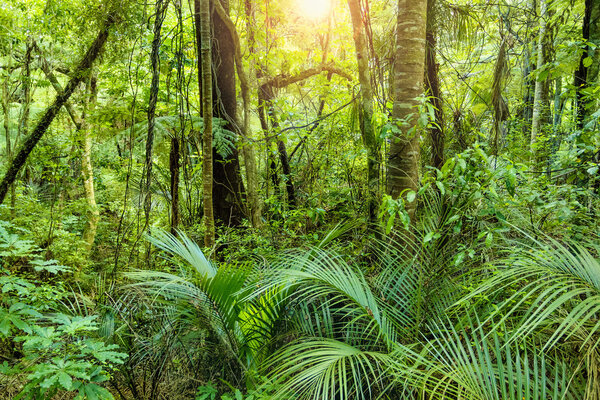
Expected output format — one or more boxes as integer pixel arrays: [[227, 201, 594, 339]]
[[143, 0, 168, 228], [575, 0, 600, 129], [211, 0, 246, 227], [387, 0, 428, 222], [530, 0, 548, 157], [194, 0, 215, 247], [425, 0, 444, 170]]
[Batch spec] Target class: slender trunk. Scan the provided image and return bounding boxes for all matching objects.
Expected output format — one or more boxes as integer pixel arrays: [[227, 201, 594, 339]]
[[195, 0, 215, 247], [387, 0, 427, 222], [81, 75, 99, 253], [2, 53, 14, 217], [242, 0, 262, 228], [170, 137, 180, 235], [347, 0, 380, 224], [425, 0, 444, 169], [530, 0, 548, 155], [491, 39, 509, 158], [144, 0, 167, 227], [14, 39, 33, 215], [0, 15, 114, 205], [172, 0, 184, 235], [263, 93, 297, 207]]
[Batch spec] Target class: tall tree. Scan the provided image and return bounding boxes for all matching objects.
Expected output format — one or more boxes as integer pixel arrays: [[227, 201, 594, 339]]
[[575, 0, 600, 129], [347, 0, 380, 224], [530, 0, 548, 156], [81, 75, 100, 253], [425, 0, 445, 169], [143, 0, 168, 228], [215, 0, 261, 227], [387, 0, 428, 222], [211, 0, 246, 226], [194, 0, 215, 247]]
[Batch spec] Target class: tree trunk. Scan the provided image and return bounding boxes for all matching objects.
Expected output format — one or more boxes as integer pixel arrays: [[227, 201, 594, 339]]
[[0, 15, 114, 205], [2, 52, 14, 217], [387, 0, 427, 222], [170, 136, 180, 235], [530, 0, 548, 155], [81, 75, 100, 253], [211, 0, 246, 226], [195, 0, 215, 247], [143, 0, 167, 228], [218, 0, 261, 227], [425, 0, 444, 170], [347, 0, 380, 224], [491, 39, 509, 158], [575, 0, 600, 129]]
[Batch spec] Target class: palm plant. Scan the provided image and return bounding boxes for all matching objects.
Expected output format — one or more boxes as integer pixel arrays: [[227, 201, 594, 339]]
[[125, 230, 282, 389], [463, 237, 600, 399]]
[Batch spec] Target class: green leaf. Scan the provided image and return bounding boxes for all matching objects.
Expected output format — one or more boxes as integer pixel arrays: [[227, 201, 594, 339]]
[[435, 181, 445, 196], [406, 190, 417, 203], [485, 232, 493, 248], [58, 371, 73, 390], [584, 56, 593, 68], [424, 231, 435, 243]]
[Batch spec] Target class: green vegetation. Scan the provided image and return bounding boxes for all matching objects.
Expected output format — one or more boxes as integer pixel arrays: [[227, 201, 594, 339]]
[[1, 0, 600, 398]]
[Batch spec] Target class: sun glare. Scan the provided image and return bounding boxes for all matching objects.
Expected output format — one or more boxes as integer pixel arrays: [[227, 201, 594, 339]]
[[297, 0, 331, 20]]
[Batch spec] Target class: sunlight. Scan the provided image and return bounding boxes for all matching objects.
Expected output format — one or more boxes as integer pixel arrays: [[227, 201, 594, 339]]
[[297, 0, 331, 20]]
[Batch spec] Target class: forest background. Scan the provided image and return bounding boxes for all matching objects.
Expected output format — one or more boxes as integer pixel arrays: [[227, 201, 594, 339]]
[[2, 0, 600, 399]]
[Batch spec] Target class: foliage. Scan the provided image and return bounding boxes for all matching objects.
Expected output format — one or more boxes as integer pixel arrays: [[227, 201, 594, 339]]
[[0, 221, 126, 400]]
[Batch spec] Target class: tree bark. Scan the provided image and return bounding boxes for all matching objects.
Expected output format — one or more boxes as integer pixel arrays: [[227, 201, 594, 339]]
[[575, 0, 600, 129], [218, 0, 261, 227], [425, 37, 444, 169], [211, 0, 246, 226], [347, 0, 380, 224], [81, 75, 100, 253], [2, 50, 14, 217], [387, 0, 427, 222], [0, 15, 114, 205], [170, 136, 180, 235], [195, 0, 215, 247], [143, 0, 168, 227]]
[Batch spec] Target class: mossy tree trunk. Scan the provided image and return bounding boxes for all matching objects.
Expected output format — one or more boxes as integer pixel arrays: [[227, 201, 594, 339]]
[[387, 0, 427, 222]]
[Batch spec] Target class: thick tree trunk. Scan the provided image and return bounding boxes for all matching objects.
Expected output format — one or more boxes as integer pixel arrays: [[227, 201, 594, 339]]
[[387, 0, 427, 222], [211, 0, 246, 226], [217, 0, 261, 227], [0, 15, 114, 205], [575, 0, 600, 129], [195, 0, 215, 247], [347, 0, 380, 224]]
